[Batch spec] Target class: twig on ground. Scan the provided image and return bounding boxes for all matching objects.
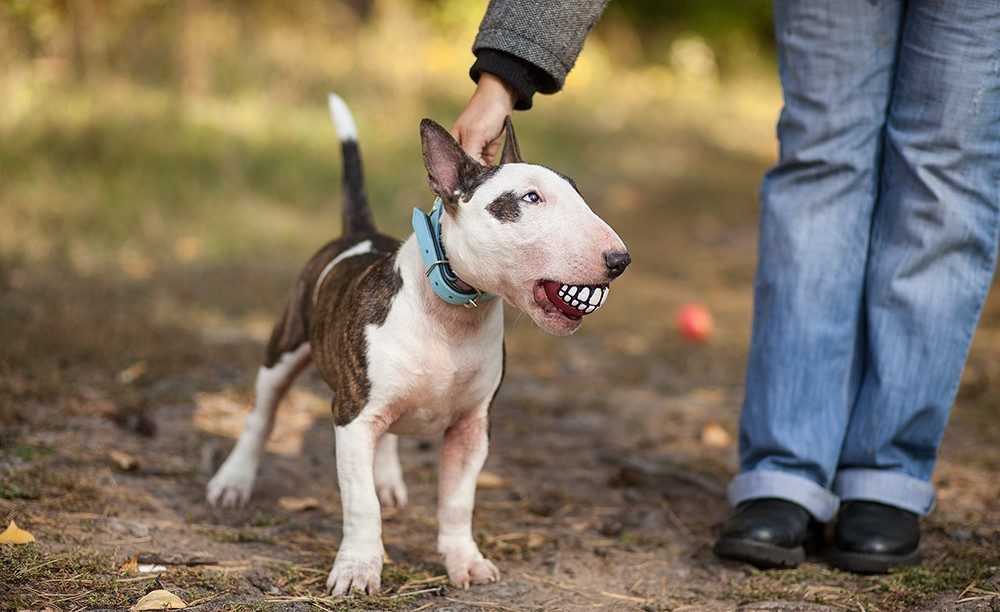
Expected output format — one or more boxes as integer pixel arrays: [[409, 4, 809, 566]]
[[16, 556, 66, 579], [398, 574, 448, 591], [443, 597, 521, 611], [957, 581, 977, 600], [956, 585, 1000, 604], [388, 587, 443, 598], [661, 498, 692, 536], [599, 591, 650, 604], [309, 600, 337, 612]]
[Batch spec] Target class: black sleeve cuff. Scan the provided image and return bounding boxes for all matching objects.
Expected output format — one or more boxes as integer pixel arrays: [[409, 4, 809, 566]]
[[470, 49, 557, 111]]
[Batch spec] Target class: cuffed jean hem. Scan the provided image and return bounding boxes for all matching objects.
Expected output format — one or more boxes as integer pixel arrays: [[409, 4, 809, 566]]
[[833, 468, 936, 516], [728, 469, 840, 522]]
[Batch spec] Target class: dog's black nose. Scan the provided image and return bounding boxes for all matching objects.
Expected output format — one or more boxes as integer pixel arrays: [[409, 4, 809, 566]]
[[604, 250, 631, 279]]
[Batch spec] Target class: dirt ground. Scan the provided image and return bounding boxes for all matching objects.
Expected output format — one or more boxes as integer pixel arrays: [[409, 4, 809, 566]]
[[3, 94, 1000, 611]]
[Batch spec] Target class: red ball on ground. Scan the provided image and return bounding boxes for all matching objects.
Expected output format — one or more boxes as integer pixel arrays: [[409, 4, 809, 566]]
[[676, 303, 714, 343]]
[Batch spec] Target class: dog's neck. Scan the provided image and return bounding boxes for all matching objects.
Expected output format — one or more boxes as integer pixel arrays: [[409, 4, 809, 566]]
[[394, 234, 502, 336]]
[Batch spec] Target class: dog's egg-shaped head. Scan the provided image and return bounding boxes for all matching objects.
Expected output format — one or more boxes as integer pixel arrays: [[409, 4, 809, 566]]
[[420, 118, 629, 335]]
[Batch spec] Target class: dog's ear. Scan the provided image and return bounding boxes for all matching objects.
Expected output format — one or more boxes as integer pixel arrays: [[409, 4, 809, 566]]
[[420, 119, 483, 207], [499, 116, 522, 165]]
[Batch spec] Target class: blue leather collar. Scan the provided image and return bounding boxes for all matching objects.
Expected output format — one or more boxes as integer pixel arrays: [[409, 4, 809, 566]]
[[412, 198, 496, 308]]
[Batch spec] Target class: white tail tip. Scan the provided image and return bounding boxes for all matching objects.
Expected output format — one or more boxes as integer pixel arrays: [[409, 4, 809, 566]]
[[327, 93, 358, 141]]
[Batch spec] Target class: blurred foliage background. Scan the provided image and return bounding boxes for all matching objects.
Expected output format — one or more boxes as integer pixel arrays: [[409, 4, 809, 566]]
[[0, 0, 779, 273]]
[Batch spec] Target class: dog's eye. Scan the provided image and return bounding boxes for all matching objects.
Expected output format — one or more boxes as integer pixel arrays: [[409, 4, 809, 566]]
[[521, 191, 541, 204]]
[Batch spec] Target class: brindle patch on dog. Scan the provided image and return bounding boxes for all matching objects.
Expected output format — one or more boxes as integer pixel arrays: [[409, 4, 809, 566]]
[[485, 190, 521, 223], [309, 238, 403, 426], [262, 232, 402, 426]]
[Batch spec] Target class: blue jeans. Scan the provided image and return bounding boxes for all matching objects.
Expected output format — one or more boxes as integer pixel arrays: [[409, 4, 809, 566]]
[[730, 0, 1000, 522]]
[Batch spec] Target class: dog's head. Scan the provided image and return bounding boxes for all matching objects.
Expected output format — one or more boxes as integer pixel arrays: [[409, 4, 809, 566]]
[[420, 118, 629, 336]]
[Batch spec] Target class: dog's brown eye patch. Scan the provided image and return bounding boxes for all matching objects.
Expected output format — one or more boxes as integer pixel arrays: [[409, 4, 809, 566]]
[[486, 190, 521, 223]]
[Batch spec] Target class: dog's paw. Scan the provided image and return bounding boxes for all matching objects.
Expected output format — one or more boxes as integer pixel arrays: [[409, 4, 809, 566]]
[[375, 478, 408, 509], [326, 553, 383, 596], [206, 455, 257, 508], [442, 545, 500, 589]]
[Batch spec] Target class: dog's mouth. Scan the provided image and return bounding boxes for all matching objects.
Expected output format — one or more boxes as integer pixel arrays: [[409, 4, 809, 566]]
[[533, 280, 610, 320]]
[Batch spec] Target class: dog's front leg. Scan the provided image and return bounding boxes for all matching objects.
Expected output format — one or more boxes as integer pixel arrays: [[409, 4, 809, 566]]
[[327, 417, 385, 595], [437, 406, 500, 588]]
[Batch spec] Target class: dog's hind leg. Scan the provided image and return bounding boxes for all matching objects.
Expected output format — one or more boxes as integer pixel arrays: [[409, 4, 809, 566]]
[[207, 342, 311, 508], [373, 433, 408, 508], [208, 292, 312, 508]]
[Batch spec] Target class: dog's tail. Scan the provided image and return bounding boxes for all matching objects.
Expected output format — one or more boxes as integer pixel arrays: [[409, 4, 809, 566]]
[[328, 93, 376, 236]]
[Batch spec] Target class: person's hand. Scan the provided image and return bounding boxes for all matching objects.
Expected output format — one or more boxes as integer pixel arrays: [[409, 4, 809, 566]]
[[451, 73, 516, 165]]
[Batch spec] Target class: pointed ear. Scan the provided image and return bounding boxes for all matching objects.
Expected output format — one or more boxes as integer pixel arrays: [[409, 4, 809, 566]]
[[499, 116, 522, 164], [420, 119, 482, 205]]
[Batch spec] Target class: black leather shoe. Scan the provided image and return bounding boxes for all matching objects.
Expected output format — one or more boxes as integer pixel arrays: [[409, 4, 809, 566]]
[[714, 498, 821, 569], [829, 501, 920, 573]]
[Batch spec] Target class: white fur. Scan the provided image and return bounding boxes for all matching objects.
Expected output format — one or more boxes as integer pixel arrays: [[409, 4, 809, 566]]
[[207, 343, 312, 507], [369, 238, 504, 439], [437, 403, 499, 587], [328, 94, 358, 141], [327, 418, 385, 595], [373, 433, 407, 508], [442, 163, 627, 336], [327, 236, 504, 593], [313, 239, 372, 304]]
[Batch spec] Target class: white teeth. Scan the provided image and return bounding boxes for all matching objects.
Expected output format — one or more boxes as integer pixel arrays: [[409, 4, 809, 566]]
[[552, 283, 611, 315]]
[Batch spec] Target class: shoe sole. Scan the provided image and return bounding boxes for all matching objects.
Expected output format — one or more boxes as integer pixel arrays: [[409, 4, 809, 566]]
[[827, 547, 921, 574], [714, 538, 804, 569]]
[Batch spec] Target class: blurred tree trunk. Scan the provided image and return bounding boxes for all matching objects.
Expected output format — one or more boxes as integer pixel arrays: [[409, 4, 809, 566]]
[[344, 0, 374, 21], [179, 0, 210, 97], [65, 0, 92, 82]]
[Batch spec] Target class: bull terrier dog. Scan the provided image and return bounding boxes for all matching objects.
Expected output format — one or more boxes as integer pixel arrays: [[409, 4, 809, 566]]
[[206, 94, 630, 595]]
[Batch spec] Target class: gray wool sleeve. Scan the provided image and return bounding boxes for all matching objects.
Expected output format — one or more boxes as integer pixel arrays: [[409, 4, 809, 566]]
[[473, 0, 610, 93]]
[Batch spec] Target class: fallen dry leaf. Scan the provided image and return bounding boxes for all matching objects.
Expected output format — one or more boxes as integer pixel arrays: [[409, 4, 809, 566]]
[[278, 496, 319, 512], [0, 520, 36, 544], [110, 449, 140, 471], [118, 361, 148, 385], [477, 471, 508, 489], [120, 557, 139, 575], [132, 589, 187, 610], [700, 422, 732, 448], [174, 236, 202, 262]]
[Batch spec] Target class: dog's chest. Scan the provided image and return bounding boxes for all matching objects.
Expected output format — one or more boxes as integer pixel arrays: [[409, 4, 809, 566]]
[[366, 299, 504, 437]]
